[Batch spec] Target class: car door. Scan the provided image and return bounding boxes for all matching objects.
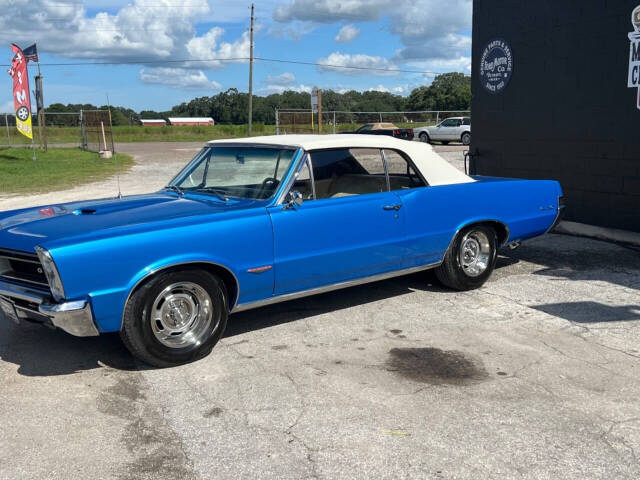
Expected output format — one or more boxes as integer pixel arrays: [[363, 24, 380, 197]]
[[382, 149, 452, 267], [436, 118, 460, 140], [267, 148, 407, 295]]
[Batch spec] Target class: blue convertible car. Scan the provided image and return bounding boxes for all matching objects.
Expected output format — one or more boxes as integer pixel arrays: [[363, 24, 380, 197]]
[[0, 135, 563, 366]]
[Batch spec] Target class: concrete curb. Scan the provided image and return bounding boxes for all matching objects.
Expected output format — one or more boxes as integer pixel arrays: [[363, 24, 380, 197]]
[[556, 220, 640, 248]]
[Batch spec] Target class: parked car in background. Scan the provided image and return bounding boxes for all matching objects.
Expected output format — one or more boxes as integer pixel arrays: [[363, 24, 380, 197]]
[[343, 123, 414, 141], [414, 117, 471, 145], [0, 134, 563, 367]]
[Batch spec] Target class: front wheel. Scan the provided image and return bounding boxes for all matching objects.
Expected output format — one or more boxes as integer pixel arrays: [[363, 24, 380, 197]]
[[461, 132, 471, 146], [121, 269, 228, 367], [435, 225, 497, 291], [419, 132, 430, 143]]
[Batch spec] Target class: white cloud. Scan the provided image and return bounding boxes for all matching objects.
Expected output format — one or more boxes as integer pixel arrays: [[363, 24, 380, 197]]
[[139, 68, 222, 90], [274, 0, 388, 22], [265, 72, 297, 86], [335, 24, 360, 43], [317, 52, 397, 76], [274, 0, 472, 64], [367, 84, 389, 92], [261, 83, 312, 94], [0, 0, 248, 70], [268, 21, 315, 40]]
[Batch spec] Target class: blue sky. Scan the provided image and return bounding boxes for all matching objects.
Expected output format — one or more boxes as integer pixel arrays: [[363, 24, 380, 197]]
[[1, 0, 472, 112]]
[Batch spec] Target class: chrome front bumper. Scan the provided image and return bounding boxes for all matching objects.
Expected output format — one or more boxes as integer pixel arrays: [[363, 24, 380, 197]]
[[0, 280, 99, 337]]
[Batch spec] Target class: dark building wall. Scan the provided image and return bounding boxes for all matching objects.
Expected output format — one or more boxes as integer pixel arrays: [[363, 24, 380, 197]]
[[471, 0, 640, 232]]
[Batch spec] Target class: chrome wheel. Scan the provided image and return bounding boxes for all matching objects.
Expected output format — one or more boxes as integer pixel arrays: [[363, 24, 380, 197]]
[[150, 282, 214, 349], [462, 133, 471, 146], [459, 231, 491, 277]]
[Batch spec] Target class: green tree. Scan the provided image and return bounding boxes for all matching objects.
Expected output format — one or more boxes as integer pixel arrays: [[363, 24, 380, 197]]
[[406, 73, 471, 111]]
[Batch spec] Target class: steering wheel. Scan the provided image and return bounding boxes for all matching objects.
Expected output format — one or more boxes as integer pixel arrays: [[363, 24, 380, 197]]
[[258, 177, 280, 198]]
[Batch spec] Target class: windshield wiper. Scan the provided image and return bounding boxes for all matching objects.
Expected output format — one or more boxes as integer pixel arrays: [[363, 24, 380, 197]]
[[165, 185, 184, 196], [193, 187, 229, 202]]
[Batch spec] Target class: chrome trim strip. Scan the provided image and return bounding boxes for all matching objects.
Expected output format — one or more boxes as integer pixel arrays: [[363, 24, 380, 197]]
[[274, 150, 307, 206], [231, 261, 441, 313], [441, 220, 511, 260], [0, 255, 41, 265], [546, 204, 565, 234], [121, 260, 241, 329], [0, 280, 49, 304], [0, 273, 48, 287]]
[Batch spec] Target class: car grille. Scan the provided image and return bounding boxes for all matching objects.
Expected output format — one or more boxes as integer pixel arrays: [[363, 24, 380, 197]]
[[0, 248, 49, 289]]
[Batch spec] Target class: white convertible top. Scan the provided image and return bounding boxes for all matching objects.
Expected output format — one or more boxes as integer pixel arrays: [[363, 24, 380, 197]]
[[207, 134, 474, 186]]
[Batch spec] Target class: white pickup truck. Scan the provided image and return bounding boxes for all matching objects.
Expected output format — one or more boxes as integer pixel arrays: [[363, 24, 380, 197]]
[[414, 117, 471, 145]]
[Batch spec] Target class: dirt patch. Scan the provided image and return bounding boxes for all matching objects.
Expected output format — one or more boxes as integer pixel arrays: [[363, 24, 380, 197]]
[[387, 348, 488, 385]]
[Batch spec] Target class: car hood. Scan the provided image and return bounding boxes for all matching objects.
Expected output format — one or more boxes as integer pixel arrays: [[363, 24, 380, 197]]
[[0, 192, 261, 253]]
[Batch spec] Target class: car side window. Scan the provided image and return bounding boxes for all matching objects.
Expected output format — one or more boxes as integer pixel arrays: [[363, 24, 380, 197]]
[[440, 119, 455, 127], [309, 148, 387, 199], [463, 118, 471, 126], [358, 124, 373, 132], [383, 150, 426, 190]]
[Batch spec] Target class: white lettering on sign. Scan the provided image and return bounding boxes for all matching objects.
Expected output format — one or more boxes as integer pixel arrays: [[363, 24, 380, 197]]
[[628, 5, 640, 109]]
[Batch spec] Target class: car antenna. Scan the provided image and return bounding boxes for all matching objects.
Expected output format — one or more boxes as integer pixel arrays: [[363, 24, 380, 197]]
[[106, 93, 122, 199]]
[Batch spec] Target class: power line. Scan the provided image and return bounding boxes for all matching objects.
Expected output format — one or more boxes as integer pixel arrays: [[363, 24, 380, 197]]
[[255, 57, 437, 75], [3, 56, 440, 75]]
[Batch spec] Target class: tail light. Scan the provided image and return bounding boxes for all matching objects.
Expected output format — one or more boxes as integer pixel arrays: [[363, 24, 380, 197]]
[[408, 129, 414, 135], [393, 129, 400, 135]]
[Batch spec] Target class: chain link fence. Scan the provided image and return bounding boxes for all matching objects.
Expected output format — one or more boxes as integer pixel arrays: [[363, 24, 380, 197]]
[[275, 109, 471, 135], [1, 110, 114, 152]]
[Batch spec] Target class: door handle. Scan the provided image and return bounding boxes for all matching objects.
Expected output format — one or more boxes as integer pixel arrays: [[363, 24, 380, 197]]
[[383, 204, 402, 211]]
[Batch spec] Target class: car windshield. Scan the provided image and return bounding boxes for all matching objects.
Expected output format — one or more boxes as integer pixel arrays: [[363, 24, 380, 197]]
[[169, 146, 298, 200]]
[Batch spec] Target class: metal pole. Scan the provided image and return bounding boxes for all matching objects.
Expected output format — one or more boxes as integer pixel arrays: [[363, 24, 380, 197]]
[[275, 108, 279, 135], [436, 111, 439, 125], [317, 90, 322, 134], [248, 3, 254, 136], [333, 111, 336, 134], [5, 114, 10, 147], [379, 112, 383, 122]]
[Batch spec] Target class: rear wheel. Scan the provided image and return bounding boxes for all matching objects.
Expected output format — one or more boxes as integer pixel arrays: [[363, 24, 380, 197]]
[[435, 225, 497, 291], [461, 132, 471, 146], [121, 269, 228, 367], [419, 132, 430, 143]]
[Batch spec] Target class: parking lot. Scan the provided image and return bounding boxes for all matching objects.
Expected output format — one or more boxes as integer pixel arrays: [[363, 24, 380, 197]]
[[1, 143, 639, 479]]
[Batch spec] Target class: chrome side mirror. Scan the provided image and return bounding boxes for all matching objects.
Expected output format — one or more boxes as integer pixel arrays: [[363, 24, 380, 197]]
[[285, 190, 304, 209]]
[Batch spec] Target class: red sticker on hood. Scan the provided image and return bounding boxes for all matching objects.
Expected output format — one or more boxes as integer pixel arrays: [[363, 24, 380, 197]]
[[38, 207, 55, 217]]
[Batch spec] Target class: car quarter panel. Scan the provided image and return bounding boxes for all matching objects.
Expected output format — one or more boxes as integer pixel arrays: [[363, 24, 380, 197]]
[[394, 177, 562, 268], [44, 208, 274, 333]]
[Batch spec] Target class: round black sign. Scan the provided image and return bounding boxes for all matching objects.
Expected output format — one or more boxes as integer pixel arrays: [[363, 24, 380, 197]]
[[479, 38, 514, 94], [16, 106, 29, 122]]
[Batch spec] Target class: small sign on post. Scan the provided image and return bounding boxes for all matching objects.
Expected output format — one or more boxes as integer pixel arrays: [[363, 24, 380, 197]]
[[311, 87, 319, 113]]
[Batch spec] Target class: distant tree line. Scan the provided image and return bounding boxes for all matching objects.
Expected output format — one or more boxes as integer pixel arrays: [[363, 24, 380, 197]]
[[46, 73, 470, 126]]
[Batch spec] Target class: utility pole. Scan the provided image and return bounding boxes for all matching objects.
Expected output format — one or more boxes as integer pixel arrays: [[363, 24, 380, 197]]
[[248, 3, 255, 136]]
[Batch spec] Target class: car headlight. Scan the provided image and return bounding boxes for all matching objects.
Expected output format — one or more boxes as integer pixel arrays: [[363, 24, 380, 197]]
[[35, 246, 66, 302]]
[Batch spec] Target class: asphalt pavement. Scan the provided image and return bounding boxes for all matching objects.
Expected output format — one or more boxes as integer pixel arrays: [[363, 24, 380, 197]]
[[1, 142, 639, 479]]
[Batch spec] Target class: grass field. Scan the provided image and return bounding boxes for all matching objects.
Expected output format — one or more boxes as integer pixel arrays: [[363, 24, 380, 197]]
[[0, 121, 437, 145], [0, 148, 133, 195]]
